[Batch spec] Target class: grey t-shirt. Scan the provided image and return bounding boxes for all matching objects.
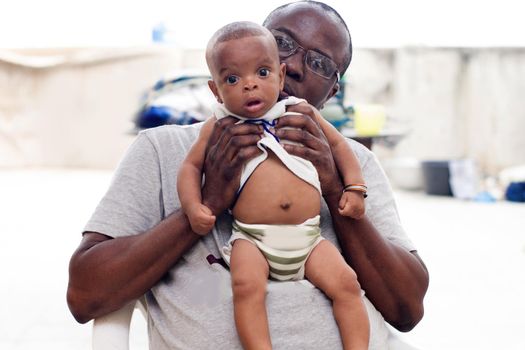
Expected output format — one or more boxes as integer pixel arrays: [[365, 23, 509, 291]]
[[85, 123, 415, 350]]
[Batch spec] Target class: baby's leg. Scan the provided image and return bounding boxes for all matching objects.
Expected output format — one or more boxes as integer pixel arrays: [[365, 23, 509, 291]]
[[305, 240, 369, 350], [230, 239, 271, 350]]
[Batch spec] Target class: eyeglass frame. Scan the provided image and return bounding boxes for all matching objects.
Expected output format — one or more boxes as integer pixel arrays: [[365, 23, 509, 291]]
[[270, 29, 340, 83]]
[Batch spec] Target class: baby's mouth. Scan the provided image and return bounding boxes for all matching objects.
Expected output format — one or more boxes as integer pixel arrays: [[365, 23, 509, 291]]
[[244, 99, 264, 113]]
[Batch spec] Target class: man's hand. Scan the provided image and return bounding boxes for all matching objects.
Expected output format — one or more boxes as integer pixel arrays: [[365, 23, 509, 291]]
[[275, 103, 343, 198], [201, 116, 263, 215]]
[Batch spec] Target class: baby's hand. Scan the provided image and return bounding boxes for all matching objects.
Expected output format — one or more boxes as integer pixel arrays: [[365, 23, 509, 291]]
[[338, 191, 366, 219], [187, 203, 216, 235]]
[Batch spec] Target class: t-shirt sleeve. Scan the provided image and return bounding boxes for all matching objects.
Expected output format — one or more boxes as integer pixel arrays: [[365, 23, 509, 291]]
[[83, 132, 163, 238], [351, 141, 416, 252]]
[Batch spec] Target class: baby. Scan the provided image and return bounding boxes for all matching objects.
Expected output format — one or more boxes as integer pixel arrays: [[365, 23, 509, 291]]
[[178, 22, 369, 349]]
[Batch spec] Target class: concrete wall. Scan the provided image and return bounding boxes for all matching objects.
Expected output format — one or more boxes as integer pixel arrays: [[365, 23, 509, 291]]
[[0, 47, 207, 168], [347, 47, 525, 175], [1, 47, 524, 173]]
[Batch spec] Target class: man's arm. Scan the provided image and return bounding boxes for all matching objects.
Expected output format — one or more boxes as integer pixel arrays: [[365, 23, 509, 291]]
[[275, 108, 429, 331], [67, 213, 198, 323], [67, 118, 263, 323], [323, 194, 429, 331]]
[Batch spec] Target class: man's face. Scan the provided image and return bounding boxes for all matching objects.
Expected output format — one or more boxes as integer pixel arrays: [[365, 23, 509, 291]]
[[264, 4, 349, 109], [208, 35, 285, 118]]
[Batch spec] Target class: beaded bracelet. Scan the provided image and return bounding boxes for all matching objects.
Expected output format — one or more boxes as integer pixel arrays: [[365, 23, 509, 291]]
[[343, 184, 368, 198]]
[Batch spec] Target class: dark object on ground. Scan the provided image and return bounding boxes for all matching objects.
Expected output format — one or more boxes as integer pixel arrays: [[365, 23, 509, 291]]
[[421, 160, 452, 196], [505, 181, 525, 202]]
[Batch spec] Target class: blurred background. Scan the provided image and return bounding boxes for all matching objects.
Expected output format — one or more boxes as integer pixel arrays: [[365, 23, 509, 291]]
[[1, 0, 524, 349]]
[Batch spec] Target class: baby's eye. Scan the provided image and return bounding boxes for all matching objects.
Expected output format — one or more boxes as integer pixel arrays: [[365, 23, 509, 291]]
[[258, 68, 270, 77], [226, 75, 239, 85]]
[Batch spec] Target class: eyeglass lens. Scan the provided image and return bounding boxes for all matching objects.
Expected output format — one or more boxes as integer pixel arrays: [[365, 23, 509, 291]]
[[271, 30, 338, 80]]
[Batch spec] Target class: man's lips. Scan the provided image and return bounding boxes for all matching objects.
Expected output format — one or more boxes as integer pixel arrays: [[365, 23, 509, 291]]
[[282, 84, 294, 98]]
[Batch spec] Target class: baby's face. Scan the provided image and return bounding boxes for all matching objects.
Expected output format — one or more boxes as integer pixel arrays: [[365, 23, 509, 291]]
[[208, 35, 285, 118]]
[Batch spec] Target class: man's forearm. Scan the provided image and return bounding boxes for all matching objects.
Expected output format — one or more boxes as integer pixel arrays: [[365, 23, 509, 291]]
[[67, 210, 199, 323], [324, 193, 429, 331]]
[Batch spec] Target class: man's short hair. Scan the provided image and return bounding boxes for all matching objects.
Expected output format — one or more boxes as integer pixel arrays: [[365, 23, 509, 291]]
[[263, 1, 352, 76]]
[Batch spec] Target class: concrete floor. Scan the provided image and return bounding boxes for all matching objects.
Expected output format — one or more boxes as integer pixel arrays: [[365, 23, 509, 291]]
[[1, 169, 524, 349]]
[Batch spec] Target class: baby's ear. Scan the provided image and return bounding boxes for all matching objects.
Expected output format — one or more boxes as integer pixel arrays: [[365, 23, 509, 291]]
[[279, 63, 286, 90], [208, 80, 223, 103]]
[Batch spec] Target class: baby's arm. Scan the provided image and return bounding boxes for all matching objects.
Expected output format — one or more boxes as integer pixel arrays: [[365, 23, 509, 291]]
[[311, 108, 366, 219], [177, 118, 217, 234]]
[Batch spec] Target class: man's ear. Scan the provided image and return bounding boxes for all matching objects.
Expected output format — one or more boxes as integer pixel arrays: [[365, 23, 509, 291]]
[[278, 63, 286, 91], [319, 82, 340, 110], [208, 80, 223, 103], [327, 82, 340, 101]]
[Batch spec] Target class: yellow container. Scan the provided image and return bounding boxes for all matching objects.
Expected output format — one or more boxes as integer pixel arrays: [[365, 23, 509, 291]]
[[354, 104, 386, 136]]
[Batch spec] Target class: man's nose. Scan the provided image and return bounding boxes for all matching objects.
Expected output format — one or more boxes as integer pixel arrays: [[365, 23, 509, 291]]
[[282, 48, 306, 81]]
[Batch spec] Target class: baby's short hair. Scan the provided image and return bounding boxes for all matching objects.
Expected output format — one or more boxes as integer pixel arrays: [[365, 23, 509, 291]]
[[206, 21, 275, 71], [208, 21, 272, 47]]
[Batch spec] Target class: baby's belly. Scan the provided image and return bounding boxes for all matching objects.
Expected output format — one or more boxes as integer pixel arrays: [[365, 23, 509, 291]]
[[232, 152, 321, 225]]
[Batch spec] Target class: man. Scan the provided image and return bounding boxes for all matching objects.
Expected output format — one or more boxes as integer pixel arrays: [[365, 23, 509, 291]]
[[67, 2, 428, 349]]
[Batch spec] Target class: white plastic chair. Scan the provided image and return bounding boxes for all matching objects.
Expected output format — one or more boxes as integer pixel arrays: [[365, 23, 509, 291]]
[[92, 297, 420, 350], [92, 297, 147, 350]]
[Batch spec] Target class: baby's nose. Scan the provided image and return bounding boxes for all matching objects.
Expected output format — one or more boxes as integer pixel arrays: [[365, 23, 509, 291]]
[[243, 79, 258, 91]]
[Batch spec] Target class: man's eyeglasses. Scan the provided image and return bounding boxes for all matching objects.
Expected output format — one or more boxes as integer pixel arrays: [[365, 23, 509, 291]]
[[271, 29, 340, 82]]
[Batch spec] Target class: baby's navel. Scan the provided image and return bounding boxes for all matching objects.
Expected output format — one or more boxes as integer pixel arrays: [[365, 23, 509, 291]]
[[280, 201, 292, 210]]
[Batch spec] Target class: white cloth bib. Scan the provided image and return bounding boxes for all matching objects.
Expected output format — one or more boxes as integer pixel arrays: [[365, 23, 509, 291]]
[[213, 97, 321, 194]]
